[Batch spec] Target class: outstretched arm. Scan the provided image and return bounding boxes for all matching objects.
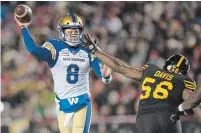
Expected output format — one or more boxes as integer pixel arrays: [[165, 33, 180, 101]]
[[81, 34, 143, 81], [94, 50, 143, 80]]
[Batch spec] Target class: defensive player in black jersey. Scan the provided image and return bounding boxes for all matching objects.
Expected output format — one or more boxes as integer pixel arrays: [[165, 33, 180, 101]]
[[80, 34, 201, 133]]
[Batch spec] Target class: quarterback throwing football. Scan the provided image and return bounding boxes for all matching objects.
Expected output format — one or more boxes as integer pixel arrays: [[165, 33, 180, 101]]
[[14, 14, 112, 133]]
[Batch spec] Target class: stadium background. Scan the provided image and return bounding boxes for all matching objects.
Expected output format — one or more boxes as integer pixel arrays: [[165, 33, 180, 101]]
[[1, 1, 201, 133]]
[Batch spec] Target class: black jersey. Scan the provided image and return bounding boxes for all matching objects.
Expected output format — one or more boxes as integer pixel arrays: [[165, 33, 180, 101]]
[[138, 64, 196, 116]]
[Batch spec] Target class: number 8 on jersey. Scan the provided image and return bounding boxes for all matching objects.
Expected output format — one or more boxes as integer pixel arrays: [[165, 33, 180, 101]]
[[66, 64, 79, 84]]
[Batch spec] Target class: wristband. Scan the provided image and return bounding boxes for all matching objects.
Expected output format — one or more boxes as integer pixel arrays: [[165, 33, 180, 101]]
[[91, 47, 97, 54], [178, 104, 194, 115], [102, 74, 112, 84]]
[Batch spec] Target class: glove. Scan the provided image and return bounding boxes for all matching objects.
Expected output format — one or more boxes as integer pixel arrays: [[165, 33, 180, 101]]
[[170, 104, 186, 124], [80, 34, 100, 54], [170, 105, 182, 124], [170, 104, 194, 124], [170, 112, 180, 124]]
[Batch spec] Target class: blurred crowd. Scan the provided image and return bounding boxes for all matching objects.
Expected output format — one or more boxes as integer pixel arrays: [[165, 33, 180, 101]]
[[1, 1, 201, 133]]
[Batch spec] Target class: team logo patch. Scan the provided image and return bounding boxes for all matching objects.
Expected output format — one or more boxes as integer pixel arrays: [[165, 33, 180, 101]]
[[79, 52, 88, 58], [59, 48, 69, 56], [71, 50, 77, 55]]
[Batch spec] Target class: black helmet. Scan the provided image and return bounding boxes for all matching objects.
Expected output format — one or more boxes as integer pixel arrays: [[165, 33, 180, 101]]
[[163, 54, 190, 75]]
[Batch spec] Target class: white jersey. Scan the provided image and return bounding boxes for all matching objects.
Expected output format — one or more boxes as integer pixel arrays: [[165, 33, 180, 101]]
[[51, 47, 90, 98], [42, 39, 111, 99]]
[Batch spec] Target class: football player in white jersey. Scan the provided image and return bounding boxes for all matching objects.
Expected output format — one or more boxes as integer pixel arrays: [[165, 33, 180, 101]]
[[14, 14, 112, 133]]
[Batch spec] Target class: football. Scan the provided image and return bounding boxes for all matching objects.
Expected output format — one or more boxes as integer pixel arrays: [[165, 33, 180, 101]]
[[14, 4, 32, 23]]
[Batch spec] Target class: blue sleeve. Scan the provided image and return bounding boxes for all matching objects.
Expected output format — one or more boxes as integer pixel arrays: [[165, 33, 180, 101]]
[[91, 57, 102, 79], [21, 27, 53, 64]]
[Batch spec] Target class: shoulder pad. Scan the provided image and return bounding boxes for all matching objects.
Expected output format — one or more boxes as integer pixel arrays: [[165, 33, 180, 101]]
[[42, 41, 56, 60]]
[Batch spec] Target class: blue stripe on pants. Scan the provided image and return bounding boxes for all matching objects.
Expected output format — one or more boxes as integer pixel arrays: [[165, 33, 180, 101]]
[[83, 101, 92, 133]]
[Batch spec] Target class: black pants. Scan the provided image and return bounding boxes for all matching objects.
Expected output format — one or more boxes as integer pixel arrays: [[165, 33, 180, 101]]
[[136, 111, 182, 133]]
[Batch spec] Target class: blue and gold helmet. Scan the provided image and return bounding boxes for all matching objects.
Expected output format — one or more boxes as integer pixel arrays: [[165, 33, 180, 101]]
[[58, 14, 84, 46]]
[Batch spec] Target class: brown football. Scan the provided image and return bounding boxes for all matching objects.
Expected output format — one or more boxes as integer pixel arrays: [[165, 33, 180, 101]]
[[14, 4, 32, 23]]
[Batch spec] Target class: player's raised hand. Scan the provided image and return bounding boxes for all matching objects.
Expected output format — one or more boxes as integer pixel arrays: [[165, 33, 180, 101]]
[[100, 64, 112, 77], [80, 34, 101, 54], [14, 15, 31, 28], [14, 4, 32, 28]]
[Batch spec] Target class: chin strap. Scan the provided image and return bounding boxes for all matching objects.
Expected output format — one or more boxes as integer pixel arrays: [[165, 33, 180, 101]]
[[64, 40, 79, 47]]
